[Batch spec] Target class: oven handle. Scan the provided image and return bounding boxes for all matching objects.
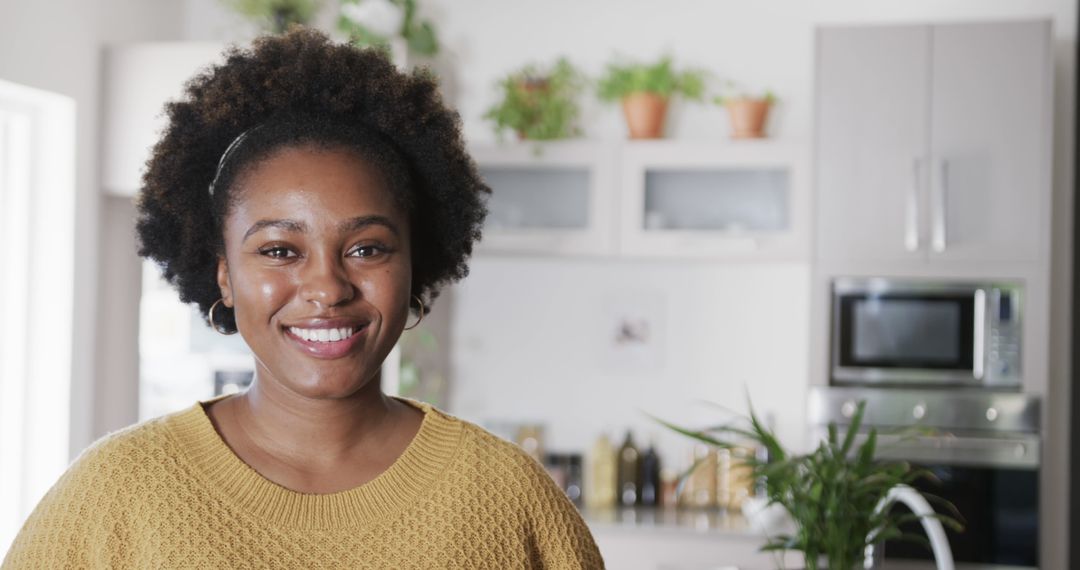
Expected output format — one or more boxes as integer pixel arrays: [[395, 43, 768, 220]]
[[853, 432, 1040, 469]]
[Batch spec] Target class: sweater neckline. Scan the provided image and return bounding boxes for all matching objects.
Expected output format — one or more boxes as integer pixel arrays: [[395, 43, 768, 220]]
[[166, 394, 463, 530]]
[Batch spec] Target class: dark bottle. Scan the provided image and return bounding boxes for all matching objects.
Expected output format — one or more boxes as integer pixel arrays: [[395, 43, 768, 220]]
[[638, 439, 661, 507], [565, 454, 583, 507], [617, 430, 640, 506]]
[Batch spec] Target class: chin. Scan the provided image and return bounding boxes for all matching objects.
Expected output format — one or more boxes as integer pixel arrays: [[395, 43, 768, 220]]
[[286, 372, 376, 401]]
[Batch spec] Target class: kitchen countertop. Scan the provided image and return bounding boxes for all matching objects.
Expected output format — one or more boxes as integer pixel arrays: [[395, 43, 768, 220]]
[[582, 506, 769, 538]]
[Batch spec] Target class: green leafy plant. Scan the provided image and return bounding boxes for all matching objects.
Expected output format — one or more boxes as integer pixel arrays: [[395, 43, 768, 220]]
[[596, 56, 707, 102], [713, 80, 777, 106], [338, 0, 439, 57], [484, 58, 585, 141], [220, 0, 321, 34], [652, 401, 963, 570]]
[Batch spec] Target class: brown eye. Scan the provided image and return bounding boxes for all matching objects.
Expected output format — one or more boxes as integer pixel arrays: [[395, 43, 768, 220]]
[[347, 244, 388, 259], [259, 246, 295, 259]]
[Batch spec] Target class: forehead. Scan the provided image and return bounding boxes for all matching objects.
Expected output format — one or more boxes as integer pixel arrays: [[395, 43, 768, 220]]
[[229, 145, 404, 222]]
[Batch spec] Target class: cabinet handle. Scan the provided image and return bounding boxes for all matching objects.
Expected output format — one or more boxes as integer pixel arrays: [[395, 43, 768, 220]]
[[905, 159, 922, 252], [931, 160, 948, 252]]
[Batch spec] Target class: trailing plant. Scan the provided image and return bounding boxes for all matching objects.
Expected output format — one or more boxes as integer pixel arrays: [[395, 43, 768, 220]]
[[483, 58, 585, 141], [220, 0, 321, 34], [652, 401, 963, 570], [338, 0, 439, 57], [596, 56, 707, 102]]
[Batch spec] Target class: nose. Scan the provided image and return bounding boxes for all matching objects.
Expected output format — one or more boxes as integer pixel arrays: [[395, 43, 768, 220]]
[[298, 252, 355, 308]]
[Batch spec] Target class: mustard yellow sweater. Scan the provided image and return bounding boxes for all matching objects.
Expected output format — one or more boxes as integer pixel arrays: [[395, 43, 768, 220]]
[[2, 397, 604, 569]]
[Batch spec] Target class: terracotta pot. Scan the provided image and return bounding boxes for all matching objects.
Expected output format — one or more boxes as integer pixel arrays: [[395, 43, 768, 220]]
[[620, 92, 669, 139], [725, 98, 772, 139]]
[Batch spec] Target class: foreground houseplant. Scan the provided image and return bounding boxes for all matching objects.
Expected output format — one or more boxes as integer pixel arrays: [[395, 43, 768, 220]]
[[484, 58, 585, 141], [597, 56, 706, 139], [653, 401, 962, 570]]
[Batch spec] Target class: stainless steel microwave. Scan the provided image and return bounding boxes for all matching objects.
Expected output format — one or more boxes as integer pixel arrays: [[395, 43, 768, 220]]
[[831, 277, 1022, 388]]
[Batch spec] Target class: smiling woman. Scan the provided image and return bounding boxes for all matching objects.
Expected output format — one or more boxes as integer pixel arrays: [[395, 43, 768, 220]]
[[1, 28, 604, 569]]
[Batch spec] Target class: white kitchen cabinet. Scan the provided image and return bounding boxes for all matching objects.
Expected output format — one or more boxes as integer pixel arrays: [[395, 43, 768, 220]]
[[620, 140, 809, 260], [470, 141, 619, 256], [815, 20, 1051, 265], [471, 139, 809, 260], [102, 42, 227, 196], [927, 22, 1052, 263]]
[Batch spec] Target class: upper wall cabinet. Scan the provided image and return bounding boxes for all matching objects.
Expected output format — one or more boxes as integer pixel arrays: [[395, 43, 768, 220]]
[[815, 21, 1052, 265], [102, 43, 226, 196], [470, 142, 619, 256], [471, 140, 809, 260], [619, 140, 809, 260]]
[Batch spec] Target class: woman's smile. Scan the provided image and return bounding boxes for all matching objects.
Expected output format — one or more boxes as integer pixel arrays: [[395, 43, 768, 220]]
[[283, 319, 370, 359]]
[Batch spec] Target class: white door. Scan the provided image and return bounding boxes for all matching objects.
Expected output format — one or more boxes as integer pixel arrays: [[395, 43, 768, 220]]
[[927, 21, 1051, 264], [815, 25, 931, 263]]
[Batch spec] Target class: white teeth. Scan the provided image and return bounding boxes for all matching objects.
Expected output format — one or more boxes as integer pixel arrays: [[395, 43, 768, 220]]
[[288, 326, 355, 343]]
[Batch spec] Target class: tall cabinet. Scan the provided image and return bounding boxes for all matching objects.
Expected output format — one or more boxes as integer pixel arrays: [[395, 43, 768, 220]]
[[815, 21, 1052, 265], [812, 20, 1056, 567]]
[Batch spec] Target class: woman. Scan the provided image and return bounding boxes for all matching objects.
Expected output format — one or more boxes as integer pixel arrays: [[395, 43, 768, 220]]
[[3, 29, 604, 569]]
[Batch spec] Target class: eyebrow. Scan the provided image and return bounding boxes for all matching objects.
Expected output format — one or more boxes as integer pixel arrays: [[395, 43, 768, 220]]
[[241, 215, 399, 243]]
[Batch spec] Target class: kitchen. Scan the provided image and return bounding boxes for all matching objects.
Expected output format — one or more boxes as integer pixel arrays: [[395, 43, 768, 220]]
[[0, 1, 1076, 569]]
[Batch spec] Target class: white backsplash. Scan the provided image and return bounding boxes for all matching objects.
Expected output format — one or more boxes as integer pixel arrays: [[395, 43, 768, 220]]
[[447, 256, 811, 468]]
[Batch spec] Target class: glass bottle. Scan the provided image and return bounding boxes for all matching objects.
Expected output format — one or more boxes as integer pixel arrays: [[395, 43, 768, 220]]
[[586, 432, 617, 509], [617, 430, 640, 506], [638, 437, 661, 507]]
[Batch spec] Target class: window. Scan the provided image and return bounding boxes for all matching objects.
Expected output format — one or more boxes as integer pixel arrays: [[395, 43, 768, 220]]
[[0, 79, 75, 553]]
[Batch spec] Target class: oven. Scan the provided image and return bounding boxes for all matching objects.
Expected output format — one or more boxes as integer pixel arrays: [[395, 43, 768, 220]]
[[831, 277, 1023, 388], [808, 387, 1040, 569]]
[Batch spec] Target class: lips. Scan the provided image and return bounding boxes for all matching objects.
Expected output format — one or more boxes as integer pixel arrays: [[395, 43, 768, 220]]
[[282, 318, 369, 359]]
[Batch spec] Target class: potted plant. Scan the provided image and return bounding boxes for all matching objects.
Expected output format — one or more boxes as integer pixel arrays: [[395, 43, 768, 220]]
[[483, 58, 585, 142], [338, 0, 439, 58], [220, 0, 321, 34], [653, 401, 962, 570], [715, 83, 776, 139], [597, 56, 707, 139]]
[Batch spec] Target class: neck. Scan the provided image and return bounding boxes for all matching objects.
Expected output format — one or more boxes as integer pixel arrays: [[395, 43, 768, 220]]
[[234, 369, 399, 466]]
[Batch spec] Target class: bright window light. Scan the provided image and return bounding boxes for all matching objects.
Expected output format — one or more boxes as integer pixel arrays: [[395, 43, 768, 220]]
[[0, 79, 75, 554]]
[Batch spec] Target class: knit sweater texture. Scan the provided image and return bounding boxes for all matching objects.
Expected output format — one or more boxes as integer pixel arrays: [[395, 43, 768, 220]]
[[2, 396, 605, 569]]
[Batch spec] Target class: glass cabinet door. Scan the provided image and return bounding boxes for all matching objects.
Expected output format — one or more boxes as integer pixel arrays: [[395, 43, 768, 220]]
[[470, 141, 618, 256], [621, 141, 809, 259]]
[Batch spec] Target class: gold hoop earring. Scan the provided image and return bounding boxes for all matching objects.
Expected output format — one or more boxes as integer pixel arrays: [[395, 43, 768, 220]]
[[208, 298, 236, 336], [403, 295, 425, 331]]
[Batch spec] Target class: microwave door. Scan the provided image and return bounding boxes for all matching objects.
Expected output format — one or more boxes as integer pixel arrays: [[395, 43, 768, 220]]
[[832, 288, 980, 386]]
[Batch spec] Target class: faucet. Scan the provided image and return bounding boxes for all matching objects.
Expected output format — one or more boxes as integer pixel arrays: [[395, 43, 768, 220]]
[[864, 484, 954, 570]]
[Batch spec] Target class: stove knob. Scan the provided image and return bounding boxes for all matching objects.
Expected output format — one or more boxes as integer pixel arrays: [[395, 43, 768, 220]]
[[841, 400, 857, 418], [1014, 444, 1027, 458], [913, 403, 927, 420], [986, 407, 999, 422]]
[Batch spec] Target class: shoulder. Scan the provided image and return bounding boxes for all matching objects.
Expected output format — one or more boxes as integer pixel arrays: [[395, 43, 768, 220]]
[[1, 408, 189, 568], [424, 409, 605, 569], [454, 420, 573, 511]]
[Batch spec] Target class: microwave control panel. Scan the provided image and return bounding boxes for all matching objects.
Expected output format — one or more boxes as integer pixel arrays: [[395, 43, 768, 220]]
[[985, 288, 1022, 387]]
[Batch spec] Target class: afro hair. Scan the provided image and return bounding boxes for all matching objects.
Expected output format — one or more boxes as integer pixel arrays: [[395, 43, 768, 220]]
[[135, 28, 489, 333]]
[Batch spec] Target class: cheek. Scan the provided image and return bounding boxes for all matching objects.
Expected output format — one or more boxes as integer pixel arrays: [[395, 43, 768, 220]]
[[233, 268, 294, 320], [356, 267, 411, 316]]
